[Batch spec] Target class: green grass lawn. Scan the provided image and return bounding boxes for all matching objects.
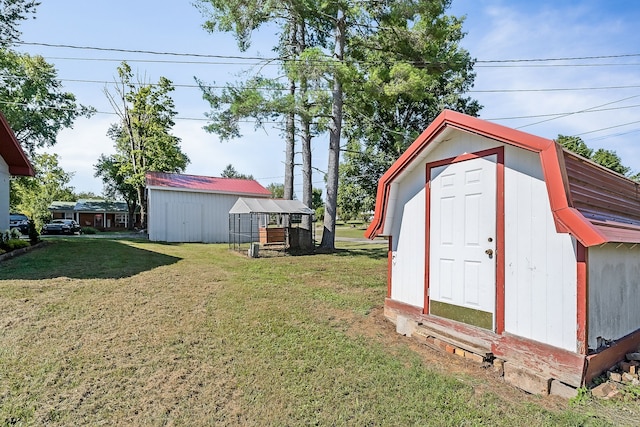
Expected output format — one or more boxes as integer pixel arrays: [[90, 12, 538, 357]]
[[0, 238, 634, 425]]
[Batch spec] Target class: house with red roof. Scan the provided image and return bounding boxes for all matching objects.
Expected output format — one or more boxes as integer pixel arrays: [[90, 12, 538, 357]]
[[0, 111, 34, 230], [146, 171, 271, 243], [366, 110, 640, 396]]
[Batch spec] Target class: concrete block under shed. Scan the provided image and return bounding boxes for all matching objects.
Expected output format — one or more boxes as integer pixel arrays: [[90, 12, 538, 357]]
[[504, 363, 551, 395], [550, 380, 578, 399], [396, 314, 417, 337]]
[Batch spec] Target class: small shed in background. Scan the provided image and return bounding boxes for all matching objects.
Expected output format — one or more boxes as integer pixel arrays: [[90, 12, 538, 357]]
[[229, 197, 315, 255], [366, 109, 640, 395], [146, 172, 271, 243]]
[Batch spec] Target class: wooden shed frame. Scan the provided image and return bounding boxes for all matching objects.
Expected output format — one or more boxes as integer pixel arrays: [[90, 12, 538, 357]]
[[366, 110, 640, 393]]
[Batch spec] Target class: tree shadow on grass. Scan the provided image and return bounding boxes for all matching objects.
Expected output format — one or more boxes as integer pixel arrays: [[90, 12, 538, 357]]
[[303, 243, 388, 260], [0, 238, 181, 280]]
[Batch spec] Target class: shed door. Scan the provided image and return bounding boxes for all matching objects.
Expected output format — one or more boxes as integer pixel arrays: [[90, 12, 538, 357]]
[[429, 155, 497, 330], [165, 202, 202, 242]]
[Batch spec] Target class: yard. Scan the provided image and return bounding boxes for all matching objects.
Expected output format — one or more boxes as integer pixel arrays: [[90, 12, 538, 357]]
[[0, 238, 637, 425]]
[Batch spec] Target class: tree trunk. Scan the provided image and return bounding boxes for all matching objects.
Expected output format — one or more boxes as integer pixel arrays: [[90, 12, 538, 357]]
[[320, 9, 345, 250], [298, 20, 313, 232], [283, 22, 297, 201], [137, 185, 147, 229]]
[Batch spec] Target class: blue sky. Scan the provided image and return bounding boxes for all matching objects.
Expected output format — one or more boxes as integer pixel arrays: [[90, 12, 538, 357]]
[[13, 0, 640, 195]]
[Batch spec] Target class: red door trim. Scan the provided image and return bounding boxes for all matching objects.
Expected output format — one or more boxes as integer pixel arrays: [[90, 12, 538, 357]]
[[576, 242, 588, 354], [424, 146, 505, 334]]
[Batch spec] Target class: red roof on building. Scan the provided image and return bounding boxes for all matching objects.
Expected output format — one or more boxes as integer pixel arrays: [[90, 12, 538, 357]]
[[366, 109, 640, 246], [146, 171, 271, 197], [0, 111, 34, 176]]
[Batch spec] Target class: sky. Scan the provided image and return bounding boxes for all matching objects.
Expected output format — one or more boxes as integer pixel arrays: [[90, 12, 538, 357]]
[[12, 0, 640, 196]]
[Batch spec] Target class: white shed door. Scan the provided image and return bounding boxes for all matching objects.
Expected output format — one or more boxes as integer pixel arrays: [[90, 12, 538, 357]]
[[429, 155, 497, 330], [166, 202, 202, 242]]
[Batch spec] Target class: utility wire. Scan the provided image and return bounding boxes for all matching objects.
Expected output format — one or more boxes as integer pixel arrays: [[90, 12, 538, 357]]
[[16, 41, 640, 67]]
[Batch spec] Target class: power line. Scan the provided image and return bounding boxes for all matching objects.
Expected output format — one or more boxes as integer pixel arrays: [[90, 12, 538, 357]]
[[17, 41, 640, 68]]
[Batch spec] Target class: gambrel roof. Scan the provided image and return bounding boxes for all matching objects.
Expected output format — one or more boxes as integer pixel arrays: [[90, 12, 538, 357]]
[[366, 110, 640, 246]]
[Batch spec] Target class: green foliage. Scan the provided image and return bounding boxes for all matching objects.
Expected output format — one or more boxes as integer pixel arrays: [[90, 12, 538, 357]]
[[0, 0, 39, 48], [569, 386, 592, 406], [267, 183, 285, 198], [197, 75, 294, 141], [0, 229, 29, 252], [0, 49, 94, 155], [10, 152, 75, 230], [591, 148, 630, 175], [221, 163, 254, 179], [99, 62, 189, 227], [337, 0, 480, 220], [81, 226, 98, 235], [557, 135, 593, 159], [27, 219, 39, 245]]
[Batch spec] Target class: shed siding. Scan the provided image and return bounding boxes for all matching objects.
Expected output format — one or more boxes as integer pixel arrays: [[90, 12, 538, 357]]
[[388, 132, 578, 351], [389, 132, 505, 308], [0, 156, 9, 230], [503, 146, 577, 352], [588, 244, 640, 349], [148, 189, 244, 243]]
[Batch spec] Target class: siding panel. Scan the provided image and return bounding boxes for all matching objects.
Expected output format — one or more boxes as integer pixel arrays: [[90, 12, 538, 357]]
[[504, 146, 577, 352], [588, 244, 640, 349]]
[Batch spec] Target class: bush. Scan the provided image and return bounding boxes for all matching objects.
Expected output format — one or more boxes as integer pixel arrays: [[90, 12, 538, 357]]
[[1, 238, 30, 252], [28, 219, 40, 245], [81, 227, 98, 235]]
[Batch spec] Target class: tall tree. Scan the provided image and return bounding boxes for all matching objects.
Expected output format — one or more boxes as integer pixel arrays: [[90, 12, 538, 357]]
[[196, 0, 330, 209], [0, 0, 39, 49], [100, 62, 189, 227], [337, 0, 480, 227], [10, 153, 75, 229], [196, 0, 479, 250], [1, 0, 92, 155]]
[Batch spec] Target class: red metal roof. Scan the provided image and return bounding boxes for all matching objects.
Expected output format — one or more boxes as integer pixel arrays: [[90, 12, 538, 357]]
[[146, 171, 271, 197], [366, 109, 640, 246], [0, 111, 34, 176]]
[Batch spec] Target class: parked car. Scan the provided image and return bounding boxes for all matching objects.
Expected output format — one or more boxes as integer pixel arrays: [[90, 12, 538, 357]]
[[41, 219, 82, 235], [9, 213, 30, 234]]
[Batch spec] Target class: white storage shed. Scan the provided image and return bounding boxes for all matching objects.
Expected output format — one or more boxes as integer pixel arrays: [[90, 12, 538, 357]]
[[366, 110, 640, 393], [146, 172, 271, 243]]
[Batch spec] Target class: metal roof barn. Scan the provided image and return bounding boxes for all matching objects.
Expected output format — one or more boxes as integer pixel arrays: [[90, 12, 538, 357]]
[[146, 172, 271, 243]]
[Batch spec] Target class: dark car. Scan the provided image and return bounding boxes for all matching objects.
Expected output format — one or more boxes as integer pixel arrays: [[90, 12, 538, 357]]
[[9, 213, 30, 234], [41, 219, 82, 235]]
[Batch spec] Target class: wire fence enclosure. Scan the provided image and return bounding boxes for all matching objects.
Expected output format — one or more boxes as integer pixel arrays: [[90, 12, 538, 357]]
[[228, 198, 315, 257]]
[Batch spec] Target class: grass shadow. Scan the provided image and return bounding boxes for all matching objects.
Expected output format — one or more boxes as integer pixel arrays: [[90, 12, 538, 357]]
[[310, 243, 388, 260], [0, 238, 181, 280]]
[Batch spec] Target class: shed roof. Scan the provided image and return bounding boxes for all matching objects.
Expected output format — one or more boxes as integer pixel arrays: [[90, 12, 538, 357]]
[[366, 109, 640, 246], [0, 111, 34, 176], [229, 197, 314, 215], [146, 171, 271, 197]]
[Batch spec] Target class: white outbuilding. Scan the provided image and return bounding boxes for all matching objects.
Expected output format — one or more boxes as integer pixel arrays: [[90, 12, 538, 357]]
[[146, 172, 271, 243], [366, 110, 640, 394]]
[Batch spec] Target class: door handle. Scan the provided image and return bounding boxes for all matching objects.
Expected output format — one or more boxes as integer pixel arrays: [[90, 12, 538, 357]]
[[485, 249, 493, 259]]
